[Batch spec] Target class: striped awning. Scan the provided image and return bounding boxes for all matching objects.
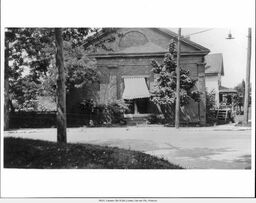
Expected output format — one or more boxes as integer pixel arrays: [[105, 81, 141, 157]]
[[122, 76, 150, 99]]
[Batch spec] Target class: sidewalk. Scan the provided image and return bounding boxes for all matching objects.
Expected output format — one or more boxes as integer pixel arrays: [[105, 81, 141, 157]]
[[212, 123, 252, 131], [5, 122, 251, 133]]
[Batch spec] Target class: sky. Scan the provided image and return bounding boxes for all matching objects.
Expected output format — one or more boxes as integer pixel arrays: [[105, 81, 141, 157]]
[[170, 28, 254, 88]]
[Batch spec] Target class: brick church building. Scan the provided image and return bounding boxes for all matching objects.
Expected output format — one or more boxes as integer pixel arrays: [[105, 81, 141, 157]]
[[70, 28, 210, 125]]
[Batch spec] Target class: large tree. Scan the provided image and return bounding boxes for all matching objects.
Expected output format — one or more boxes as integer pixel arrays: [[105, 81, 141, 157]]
[[5, 28, 116, 111], [4, 28, 52, 129], [151, 40, 200, 124], [4, 28, 117, 143]]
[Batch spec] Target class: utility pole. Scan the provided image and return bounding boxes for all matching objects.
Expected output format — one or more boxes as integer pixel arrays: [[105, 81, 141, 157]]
[[175, 28, 181, 128], [243, 28, 251, 125], [55, 28, 67, 143]]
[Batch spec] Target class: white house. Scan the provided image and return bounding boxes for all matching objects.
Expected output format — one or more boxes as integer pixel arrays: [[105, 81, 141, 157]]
[[204, 53, 224, 107]]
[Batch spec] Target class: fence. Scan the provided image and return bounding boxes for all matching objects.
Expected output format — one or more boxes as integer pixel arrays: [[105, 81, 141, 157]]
[[9, 111, 57, 129], [9, 108, 121, 129]]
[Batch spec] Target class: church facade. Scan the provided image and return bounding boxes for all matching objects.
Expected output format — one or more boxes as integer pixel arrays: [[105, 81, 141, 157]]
[[73, 28, 210, 125]]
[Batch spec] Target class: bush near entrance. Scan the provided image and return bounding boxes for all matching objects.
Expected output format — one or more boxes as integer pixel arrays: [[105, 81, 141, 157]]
[[151, 40, 200, 125]]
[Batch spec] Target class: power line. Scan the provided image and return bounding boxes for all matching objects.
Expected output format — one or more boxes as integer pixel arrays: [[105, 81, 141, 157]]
[[184, 29, 214, 38]]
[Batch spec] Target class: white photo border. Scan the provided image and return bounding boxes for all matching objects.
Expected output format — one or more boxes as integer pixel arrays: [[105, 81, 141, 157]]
[[1, 0, 255, 198]]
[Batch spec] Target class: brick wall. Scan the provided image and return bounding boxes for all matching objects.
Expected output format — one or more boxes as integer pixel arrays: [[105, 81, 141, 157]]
[[65, 54, 206, 124], [92, 54, 206, 123], [67, 28, 208, 124]]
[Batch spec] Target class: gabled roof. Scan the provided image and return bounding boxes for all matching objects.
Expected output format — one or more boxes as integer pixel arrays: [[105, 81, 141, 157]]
[[205, 53, 224, 76], [153, 28, 210, 53], [219, 86, 237, 93], [87, 28, 210, 57]]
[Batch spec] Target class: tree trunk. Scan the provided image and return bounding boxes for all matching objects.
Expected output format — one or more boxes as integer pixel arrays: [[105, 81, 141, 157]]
[[4, 39, 9, 130], [55, 28, 67, 143]]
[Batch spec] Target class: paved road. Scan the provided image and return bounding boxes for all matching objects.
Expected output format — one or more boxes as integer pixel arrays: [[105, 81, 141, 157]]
[[4, 125, 251, 169]]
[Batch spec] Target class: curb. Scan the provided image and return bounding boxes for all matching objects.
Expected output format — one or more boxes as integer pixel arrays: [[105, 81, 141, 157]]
[[213, 128, 251, 131]]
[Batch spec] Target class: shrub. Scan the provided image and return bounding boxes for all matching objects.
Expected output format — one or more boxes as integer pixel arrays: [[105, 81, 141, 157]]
[[84, 100, 129, 126], [107, 100, 130, 124], [206, 90, 217, 124], [147, 114, 166, 124]]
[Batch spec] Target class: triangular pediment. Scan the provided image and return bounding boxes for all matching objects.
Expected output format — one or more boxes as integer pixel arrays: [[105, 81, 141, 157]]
[[90, 28, 210, 55]]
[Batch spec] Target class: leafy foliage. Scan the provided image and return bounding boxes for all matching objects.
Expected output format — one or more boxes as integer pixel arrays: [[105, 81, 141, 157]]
[[10, 75, 43, 111], [5, 28, 54, 111], [104, 100, 130, 124], [6, 28, 54, 80], [206, 90, 217, 124], [233, 80, 245, 113], [42, 41, 98, 98], [5, 28, 118, 111], [151, 40, 200, 123], [233, 80, 252, 114], [81, 100, 129, 126]]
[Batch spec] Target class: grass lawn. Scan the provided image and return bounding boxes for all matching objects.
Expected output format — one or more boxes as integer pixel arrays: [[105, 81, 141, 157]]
[[4, 137, 183, 169]]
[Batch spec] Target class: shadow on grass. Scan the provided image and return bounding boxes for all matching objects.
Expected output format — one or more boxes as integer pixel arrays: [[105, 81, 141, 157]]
[[4, 137, 183, 169]]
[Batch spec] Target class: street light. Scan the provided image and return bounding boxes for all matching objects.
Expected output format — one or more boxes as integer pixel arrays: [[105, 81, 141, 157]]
[[226, 30, 235, 40]]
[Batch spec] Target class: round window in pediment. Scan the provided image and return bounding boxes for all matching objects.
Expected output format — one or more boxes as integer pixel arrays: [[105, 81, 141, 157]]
[[119, 31, 148, 48]]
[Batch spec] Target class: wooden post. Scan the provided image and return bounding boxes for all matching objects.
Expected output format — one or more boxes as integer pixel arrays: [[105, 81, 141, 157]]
[[197, 70, 207, 126], [216, 72, 221, 107], [175, 28, 181, 128], [134, 100, 138, 114], [55, 28, 67, 143], [243, 28, 251, 125]]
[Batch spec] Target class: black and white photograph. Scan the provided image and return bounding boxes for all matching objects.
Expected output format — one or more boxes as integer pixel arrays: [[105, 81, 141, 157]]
[[1, 0, 255, 201], [3, 27, 252, 170]]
